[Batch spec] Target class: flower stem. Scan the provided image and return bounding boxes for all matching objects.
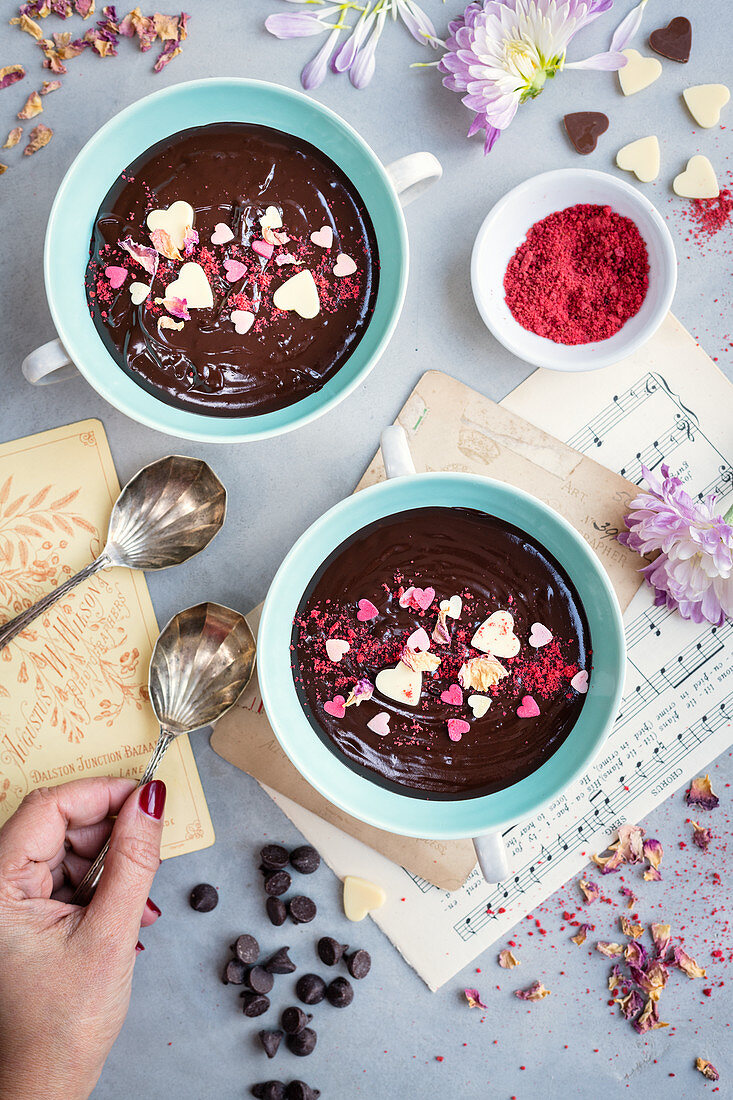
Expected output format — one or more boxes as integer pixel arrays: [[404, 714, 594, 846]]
[[723, 501, 733, 525]]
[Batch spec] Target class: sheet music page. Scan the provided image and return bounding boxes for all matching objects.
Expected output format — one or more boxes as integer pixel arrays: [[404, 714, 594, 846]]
[[271, 315, 733, 991]]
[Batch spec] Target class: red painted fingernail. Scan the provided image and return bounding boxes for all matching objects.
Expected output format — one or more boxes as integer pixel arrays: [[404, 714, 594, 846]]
[[145, 898, 162, 918], [139, 779, 166, 820], [135, 941, 145, 953]]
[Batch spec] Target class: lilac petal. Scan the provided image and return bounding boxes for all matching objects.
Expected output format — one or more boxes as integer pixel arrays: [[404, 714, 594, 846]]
[[565, 51, 627, 70], [265, 10, 337, 39], [396, 0, 440, 48], [610, 0, 649, 53], [350, 7, 386, 89], [333, 8, 373, 72], [301, 26, 340, 89]]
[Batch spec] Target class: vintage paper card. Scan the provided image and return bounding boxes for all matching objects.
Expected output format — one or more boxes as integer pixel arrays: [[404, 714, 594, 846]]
[[0, 419, 214, 858]]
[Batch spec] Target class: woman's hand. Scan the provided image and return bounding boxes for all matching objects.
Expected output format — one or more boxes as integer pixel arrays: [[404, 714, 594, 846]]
[[0, 777, 166, 1100]]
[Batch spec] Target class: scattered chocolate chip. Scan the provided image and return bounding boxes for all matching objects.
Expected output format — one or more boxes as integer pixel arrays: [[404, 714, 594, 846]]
[[258, 1029, 283, 1059], [317, 936, 348, 967], [248, 965, 275, 995], [289, 845, 320, 875], [264, 947, 296, 975], [345, 949, 371, 980], [266, 896, 288, 927], [288, 896, 317, 925], [233, 934, 260, 964], [649, 16, 691, 62], [263, 870, 292, 897], [295, 973, 326, 1005], [286, 1027, 318, 1057], [222, 959, 247, 985], [251, 1082, 285, 1100], [326, 976, 354, 1007], [281, 1006, 313, 1035], [563, 111, 609, 155], [260, 843, 290, 870], [189, 883, 218, 912], [284, 1083, 321, 1100], [242, 992, 271, 1017]]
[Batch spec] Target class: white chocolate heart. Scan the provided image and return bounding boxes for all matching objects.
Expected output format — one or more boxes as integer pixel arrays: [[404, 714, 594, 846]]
[[129, 281, 150, 305], [472, 610, 520, 658], [259, 205, 282, 231], [343, 875, 386, 922], [325, 638, 350, 662], [682, 84, 730, 129], [673, 154, 719, 199], [333, 253, 357, 277], [165, 262, 213, 310], [146, 200, 194, 252], [211, 222, 234, 245], [616, 136, 660, 183], [468, 694, 491, 719], [618, 49, 662, 96], [230, 309, 255, 335], [440, 595, 463, 619], [310, 225, 334, 249], [273, 269, 320, 319], [375, 660, 422, 706]]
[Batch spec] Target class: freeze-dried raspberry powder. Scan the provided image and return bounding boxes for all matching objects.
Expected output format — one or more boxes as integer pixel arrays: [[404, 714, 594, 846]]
[[503, 203, 649, 345]]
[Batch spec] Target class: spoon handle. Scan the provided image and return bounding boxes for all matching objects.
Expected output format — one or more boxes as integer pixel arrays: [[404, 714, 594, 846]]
[[70, 729, 175, 908], [0, 555, 108, 652]]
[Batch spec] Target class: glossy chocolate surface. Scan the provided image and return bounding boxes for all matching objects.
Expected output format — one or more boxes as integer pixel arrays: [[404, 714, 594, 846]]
[[292, 508, 591, 799], [85, 123, 379, 417]]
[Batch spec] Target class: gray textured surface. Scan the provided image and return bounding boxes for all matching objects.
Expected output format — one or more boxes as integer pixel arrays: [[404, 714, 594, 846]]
[[1, 1, 731, 1097]]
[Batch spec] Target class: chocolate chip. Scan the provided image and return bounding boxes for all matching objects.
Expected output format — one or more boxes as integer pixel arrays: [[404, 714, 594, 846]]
[[649, 16, 691, 62], [266, 897, 287, 926], [284, 1083, 321, 1100], [251, 1082, 285, 1100], [286, 1027, 317, 1057], [289, 845, 320, 874], [317, 936, 348, 967], [222, 959, 247, 985], [345, 949, 371, 979], [263, 870, 291, 897], [295, 973, 326, 1005], [326, 976, 354, 1007], [264, 947, 296, 975], [260, 843, 290, 870], [563, 111, 609, 155], [233, 934, 260, 964], [281, 1005, 313, 1035], [248, 965, 275, 995], [242, 992, 271, 1017], [189, 883, 218, 912], [288, 896, 317, 925], [257, 1029, 283, 1059]]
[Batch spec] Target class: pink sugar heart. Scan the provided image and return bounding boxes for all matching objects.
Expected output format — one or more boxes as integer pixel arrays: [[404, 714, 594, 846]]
[[252, 239, 274, 260], [441, 683, 464, 707], [325, 638, 350, 663], [529, 622, 553, 648], [310, 225, 334, 249], [324, 695, 346, 719], [230, 309, 254, 335], [275, 253, 297, 266], [357, 598, 379, 622], [223, 258, 247, 283], [407, 627, 430, 652], [211, 222, 234, 245], [399, 585, 436, 612], [517, 695, 540, 719], [367, 711, 391, 737], [571, 669, 589, 694], [447, 718, 470, 742], [105, 265, 128, 289], [333, 252, 357, 278]]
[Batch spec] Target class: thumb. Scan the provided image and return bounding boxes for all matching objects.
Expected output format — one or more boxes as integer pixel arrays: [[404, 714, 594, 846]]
[[82, 780, 166, 945]]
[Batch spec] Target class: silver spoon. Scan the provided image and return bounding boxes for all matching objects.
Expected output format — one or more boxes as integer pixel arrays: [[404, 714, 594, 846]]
[[0, 455, 226, 652], [72, 601, 256, 906]]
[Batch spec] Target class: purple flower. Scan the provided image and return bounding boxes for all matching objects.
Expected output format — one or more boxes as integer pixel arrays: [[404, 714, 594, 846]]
[[618, 464, 733, 626], [438, 0, 625, 154], [301, 26, 341, 88], [350, 6, 387, 88], [265, 6, 342, 39]]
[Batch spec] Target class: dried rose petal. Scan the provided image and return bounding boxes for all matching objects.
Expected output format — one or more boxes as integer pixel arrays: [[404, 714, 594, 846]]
[[632, 998, 668, 1034], [617, 823, 645, 864], [3, 127, 22, 149], [182, 225, 198, 257], [620, 915, 644, 940], [161, 295, 190, 320], [0, 163, 7, 176], [401, 647, 441, 673], [18, 91, 43, 120], [571, 924, 591, 946], [685, 774, 719, 811], [0, 65, 26, 90], [458, 655, 507, 691], [620, 886, 636, 909], [629, 960, 669, 1002], [673, 947, 706, 979], [643, 866, 662, 882], [695, 1058, 720, 1082], [625, 941, 648, 968], [591, 849, 624, 874], [691, 821, 713, 851], [498, 949, 519, 968], [464, 988, 486, 1009], [158, 316, 184, 332], [119, 8, 157, 49], [119, 237, 159, 278], [650, 923, 671, 958], [595, 942, 624, 958], [579, 878, 599, 903], [515, 980, 550, 1001], [10, 13, 44, 39], [150, 226, 182, 261], [608, 964, 623, 991], [75, 0, 96, 18], [616, 988, 643, 1020], [432, 608, 451, 646], [23, 122, 52, 155], [40, 79, 62, 94], [345, 678, 373, 708]]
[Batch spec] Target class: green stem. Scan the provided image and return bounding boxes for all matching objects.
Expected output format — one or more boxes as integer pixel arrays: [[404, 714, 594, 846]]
[[724, 502, 733, 525]]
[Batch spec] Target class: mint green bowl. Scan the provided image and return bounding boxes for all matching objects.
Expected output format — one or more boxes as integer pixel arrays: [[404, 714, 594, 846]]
[[258, 472, 626, 842], [42, 78, 410, 442]]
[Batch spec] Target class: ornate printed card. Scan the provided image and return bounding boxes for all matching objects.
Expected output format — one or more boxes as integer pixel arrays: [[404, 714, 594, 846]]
[[0, 420, 214, 857]]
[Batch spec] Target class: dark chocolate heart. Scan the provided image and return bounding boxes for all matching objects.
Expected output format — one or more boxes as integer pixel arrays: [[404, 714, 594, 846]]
[[649, 16, 692, 63], [563, 112, 609, 155]]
